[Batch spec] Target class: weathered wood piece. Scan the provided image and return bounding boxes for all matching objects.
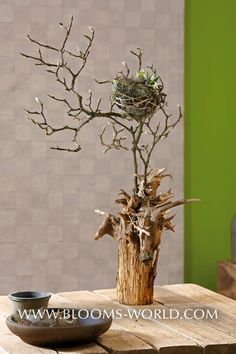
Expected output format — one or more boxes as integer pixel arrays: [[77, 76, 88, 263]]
[[153, 285, 236, 338], [0, 335, 56, 354], [56, 343, 108, 354], [166, 283, 236, 316], [60, 290, 201, 354], [97, 330, 155, 354], [217, 260, 236, 299], [57, 291, 156, 353], [96, 287, 236, 354]]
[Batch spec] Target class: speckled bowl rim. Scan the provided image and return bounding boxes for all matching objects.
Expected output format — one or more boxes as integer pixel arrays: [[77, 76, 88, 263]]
[[6, 308, 112, 330]]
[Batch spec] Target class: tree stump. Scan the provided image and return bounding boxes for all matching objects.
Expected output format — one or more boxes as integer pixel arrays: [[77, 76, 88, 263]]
[[94, 169, 194, 306], [117, 233, 159, 305]]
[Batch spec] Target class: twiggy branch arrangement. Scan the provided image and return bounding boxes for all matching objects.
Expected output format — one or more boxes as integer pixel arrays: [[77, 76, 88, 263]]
[[21, 16, 124, 151], [21, 17, 195, 305], [21, 16, 181, 194]]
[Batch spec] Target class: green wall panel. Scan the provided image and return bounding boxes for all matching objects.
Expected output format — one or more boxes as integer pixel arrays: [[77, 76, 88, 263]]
[[185, 0, 236, 289]]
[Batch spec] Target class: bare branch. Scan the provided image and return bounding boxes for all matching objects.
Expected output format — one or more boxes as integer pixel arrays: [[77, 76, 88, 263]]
[[121, 61, 130, 77], [60, 16, 74, 52], [94, 78, 112, 85], [48, 94, 79, 114], [25, 99, 82, 152], [99, 123, 130, 153], [157, 104, 182, 141], [27, 34, 59, 52], [20, 51, 57, 68], [130, 47, 143, 71]]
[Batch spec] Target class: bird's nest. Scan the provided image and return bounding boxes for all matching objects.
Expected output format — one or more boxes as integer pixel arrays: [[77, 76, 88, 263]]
[[112, 70, 166, 120]]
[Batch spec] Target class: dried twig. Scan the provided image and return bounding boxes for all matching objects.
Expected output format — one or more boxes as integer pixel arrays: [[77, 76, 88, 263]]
[[130, 47, 143, 71], [99, 122, 130, 153]]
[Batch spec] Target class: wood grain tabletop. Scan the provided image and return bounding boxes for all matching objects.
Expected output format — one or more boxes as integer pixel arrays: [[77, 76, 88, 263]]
[[0, 284, 236, 354]]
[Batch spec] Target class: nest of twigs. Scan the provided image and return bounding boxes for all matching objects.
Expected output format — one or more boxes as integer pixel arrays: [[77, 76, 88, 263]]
[[112, 70, 166, 120]]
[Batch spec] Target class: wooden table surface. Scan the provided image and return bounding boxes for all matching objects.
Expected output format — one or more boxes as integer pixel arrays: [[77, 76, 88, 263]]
[[0, 284, 236, 354]]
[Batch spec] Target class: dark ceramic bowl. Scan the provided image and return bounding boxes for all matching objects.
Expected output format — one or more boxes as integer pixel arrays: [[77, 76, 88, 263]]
[[6, 308, 112, 347], [8, 291, 51, 313]]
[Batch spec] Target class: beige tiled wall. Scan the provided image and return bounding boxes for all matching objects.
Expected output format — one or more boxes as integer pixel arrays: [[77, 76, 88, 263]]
[[0, 0, 184, 294]]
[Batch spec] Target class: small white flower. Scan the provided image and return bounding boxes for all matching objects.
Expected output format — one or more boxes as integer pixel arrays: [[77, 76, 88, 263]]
[[88, 89, 92, 94], [35, 97, 40, 103], [122, 61, 126, 66], [88, 26, 94, 32], [59, 23, 63, 28], [177, 104, 180, 108]]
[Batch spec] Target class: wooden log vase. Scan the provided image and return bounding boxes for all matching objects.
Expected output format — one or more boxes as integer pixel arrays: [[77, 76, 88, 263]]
[[116, 233, 159, 305], [95, 169, 193, 305]]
